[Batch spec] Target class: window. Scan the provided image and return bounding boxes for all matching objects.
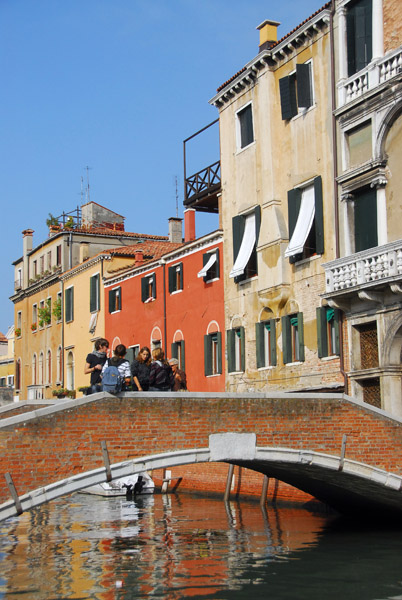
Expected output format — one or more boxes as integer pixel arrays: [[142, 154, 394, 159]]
[[65, 287, 74, 323], [38, 300, 45, 328], [57, 346, 62, 383], [152, 339, 161, 351], [66, 351, 74, 390], [38, 351, 44, 385], [168, 263, 183, 293], [237, 103, 254, 149], [90, 273, 100, 312], [47, 251, 52, 271], [56, 245, 62, 266], [227, 327, 245, 373], [32, 354, 37, 385], [282, 313, 305, 364], [256, 319, 277, 368], [346, 0, 372, 77], [171, 340, 185, 371], [204, 332, 222, 376], [33, 260, 37, 277], [126, 345, 139, 364], [141, 274, 156, 302], [7, 375, 14, 387], [285, 176, 323, 263], [230, 206, 261, 283], [198, 249, 220, 282], [109, 287, 122, 313], [15, 359, 21, 390], [16, 311, 22, 335], [279, 62, 313, 120], [32, 304, 37, 331], [317, 307, 340, 358], [353, 186, 377, 252], [46, 350, 52, 385], [40, 255, 44, 274]]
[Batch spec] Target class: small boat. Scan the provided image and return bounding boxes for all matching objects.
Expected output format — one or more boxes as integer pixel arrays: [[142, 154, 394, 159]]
[[81, 472, 155, 497]]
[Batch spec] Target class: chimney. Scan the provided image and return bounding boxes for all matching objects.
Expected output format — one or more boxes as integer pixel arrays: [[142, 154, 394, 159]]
[[135, 249, 144, 266], [22, 229, 34, 289], [257, 19, 280, 52], [79, 242, 89, 263], [184, 209, 196, 242], [168, 217, 183, 244]]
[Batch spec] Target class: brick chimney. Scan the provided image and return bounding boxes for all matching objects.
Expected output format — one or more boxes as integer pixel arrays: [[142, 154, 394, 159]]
[[168, 217, 183, 244], [79, 242, 89, 263], [135, 249, 144, 266], [22, 229, 34, 289], [184, 209, 196, 242], [257, 19, 280, 52]]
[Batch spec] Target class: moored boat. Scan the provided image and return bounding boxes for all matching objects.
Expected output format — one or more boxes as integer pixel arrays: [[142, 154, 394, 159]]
[[81, 472, 154, 497]]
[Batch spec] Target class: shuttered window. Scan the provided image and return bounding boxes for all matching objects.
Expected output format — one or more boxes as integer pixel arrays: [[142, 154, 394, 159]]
[[354, 186, 377, 252], [287, 176, 324, 263], [204, 332, 222, 376], [227, 327, 245, 373], [256, 319, 277, 368], [346, 0, 372, 76], [109, 287, 122, 313], [198, 249, 220, 281], [65, 287, 74, 323], [168, 263, 183, 293], [171, 340, 185, 371], [279, 62, 313, 120], [317, 307, 341, 358], [141, 274, 156, 302], [90, 274, 100, 313], [231, 206, 261, 283], [282, 313, 304, 364]]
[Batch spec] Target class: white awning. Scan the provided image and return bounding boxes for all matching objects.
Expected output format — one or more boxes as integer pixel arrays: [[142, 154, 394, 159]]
[[285, 185, 315, 258], [197, 252, 217, 278], [229, 213, 256, 278], [89, 312, 98, 334]]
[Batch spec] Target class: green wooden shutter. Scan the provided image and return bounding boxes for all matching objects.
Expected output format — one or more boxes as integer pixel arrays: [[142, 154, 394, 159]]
[[316, 306, 327, 358], [239, 104, 254, 148], [90, 275, 98, 312], [314, 176, 324, 255], [118, 287, 122, 310], [168, 266, 175, 293], [109, 290, 115, 313], [256, 322, 265, 369], [179, 263, 183, 290], [296, 63, 312, 108], [354, 187, 377, 252], [282, 316, 291, 364], [152, 276, 156, 299], [232, 215, 245, 264], [297, 312, 305, 362], [269, 319, 277, 366], [227, 329, 235, 373], [171, 342, 178, 360], [141, 277, 148, 302], [239, 326, 245, 372], [217, 331, 222, 374], [180, 340, 185, 372], [279, 75, 297, 120], [204, 335, 212, 376], [355, 2, 372, 73], [333, 308, 341, 356], [65, 288, 71, 322], [287, 188, 302, 264], [215, 249, 220, 279]]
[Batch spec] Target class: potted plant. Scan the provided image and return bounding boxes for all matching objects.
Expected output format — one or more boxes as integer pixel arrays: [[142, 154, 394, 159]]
[[38, 298, 52, 327], [52, 388, 75, 399], [52, 298, 62, 322], [31, 323, 37, 332], [15, 328, 21, 337]]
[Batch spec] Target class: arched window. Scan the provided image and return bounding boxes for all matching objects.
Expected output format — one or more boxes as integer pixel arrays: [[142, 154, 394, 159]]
[[56, 346, 62, 383], [66, 351, 74, 391], [46, 350, 52, 385], [38, 352, 44, 385], [15, 359, 21, 391], [32, 354, 37, 385]]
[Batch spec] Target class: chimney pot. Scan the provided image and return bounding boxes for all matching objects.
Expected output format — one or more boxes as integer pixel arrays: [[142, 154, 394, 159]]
[[184, 209, 196, 242], [168, 217, 183, 244]]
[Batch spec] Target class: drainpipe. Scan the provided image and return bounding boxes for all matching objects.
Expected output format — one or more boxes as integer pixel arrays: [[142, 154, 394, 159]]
[[161, 258, 167, 350], [61, 279, 64, 389], [330, 0, 348, 394]]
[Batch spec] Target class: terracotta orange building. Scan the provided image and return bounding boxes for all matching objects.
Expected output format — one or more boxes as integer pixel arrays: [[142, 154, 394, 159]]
[[104, 213, 225, 392]]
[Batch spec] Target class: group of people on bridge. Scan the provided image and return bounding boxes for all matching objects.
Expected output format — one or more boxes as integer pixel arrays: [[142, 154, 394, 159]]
[[84, 339, 187, 395]]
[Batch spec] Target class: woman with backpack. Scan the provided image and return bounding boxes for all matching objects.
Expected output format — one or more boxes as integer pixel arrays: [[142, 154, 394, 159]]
[[131, 346, 152, 391], [148, 348, 174, 392], [101, 344, 131, 393]]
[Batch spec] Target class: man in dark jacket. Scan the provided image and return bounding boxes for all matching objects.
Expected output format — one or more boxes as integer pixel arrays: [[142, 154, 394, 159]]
[[84, 338, 109, 394]]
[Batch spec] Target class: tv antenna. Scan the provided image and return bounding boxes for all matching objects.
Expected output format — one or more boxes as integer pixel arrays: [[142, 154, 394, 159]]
[[85, 166, 92, 203], [175, 176, 179, 218]]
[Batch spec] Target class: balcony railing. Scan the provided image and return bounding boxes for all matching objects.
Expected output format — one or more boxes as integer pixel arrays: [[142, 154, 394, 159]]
[[323, 240, 402, 294], [185, 161, 221, 205], [338, 47, 402, 106]]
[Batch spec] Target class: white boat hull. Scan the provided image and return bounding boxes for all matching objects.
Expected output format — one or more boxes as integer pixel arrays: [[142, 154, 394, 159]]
[[81, 472, 155, 497]]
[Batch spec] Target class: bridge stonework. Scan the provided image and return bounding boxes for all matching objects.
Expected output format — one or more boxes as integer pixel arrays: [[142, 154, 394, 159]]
[[1, 392, 402, 517]]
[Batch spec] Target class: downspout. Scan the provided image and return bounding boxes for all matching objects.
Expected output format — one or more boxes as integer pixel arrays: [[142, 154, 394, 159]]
[[161, 259, 167, 350], [61, 279, 65, 389], [330, 0, 348, 394]]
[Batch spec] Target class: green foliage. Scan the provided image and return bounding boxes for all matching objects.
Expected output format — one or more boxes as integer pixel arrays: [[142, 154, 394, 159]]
[[38, 298, 52, 327], [52, 297, 62, 322], [46, 213, 59, 228]]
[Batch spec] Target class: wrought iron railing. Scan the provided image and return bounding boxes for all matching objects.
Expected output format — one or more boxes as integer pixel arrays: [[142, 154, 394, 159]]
[[185, 161, 221, 203]]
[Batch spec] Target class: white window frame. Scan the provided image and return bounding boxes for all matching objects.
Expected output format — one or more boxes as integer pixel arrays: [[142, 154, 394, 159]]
[[236, 101, 255, 152]]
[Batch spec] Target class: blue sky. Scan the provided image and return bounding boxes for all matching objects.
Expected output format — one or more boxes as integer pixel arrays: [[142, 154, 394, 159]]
[[0, 0, 323, 335]]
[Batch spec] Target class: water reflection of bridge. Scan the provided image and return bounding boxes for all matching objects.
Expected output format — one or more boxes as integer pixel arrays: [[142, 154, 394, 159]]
[[1, 391, 402, 521]]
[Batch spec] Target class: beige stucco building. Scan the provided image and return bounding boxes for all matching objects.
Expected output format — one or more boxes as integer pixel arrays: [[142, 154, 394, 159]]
[[210, 6, 344, 393]]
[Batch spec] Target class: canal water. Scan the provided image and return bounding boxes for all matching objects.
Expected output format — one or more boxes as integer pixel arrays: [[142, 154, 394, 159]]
[[1, 492, 402, 599]]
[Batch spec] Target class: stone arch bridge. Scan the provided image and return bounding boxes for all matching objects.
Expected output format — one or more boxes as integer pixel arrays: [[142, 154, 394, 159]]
[[1, 392, 402, 521]]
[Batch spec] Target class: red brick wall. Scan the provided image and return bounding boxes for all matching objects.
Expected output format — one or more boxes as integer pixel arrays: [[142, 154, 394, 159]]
[[1, 394, 402, 505]]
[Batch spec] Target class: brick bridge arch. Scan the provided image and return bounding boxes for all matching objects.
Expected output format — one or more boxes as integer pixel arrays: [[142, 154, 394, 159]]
[[1, 392, 402, 521]]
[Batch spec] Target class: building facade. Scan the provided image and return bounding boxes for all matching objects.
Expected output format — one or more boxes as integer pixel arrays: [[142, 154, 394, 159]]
[[322, 0, 402, 414]]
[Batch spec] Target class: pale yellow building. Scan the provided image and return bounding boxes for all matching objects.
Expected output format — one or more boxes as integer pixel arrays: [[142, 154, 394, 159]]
[[0, 326, 15, 401], [209, 6, 343, 393]]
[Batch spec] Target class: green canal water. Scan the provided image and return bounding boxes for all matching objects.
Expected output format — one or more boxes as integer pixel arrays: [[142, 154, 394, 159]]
[[1, 492, 402, 599]]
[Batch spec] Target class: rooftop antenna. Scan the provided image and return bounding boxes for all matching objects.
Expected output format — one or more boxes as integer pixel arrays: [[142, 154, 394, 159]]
[[80, 176, 84, 205], [85, 166, 92, 203], [175, 176, 179, 218]]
